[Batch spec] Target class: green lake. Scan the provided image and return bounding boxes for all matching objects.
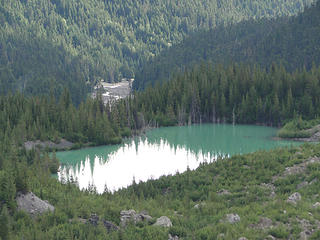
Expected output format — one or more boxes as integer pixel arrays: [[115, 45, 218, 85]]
[[56, 124, 301, 193]]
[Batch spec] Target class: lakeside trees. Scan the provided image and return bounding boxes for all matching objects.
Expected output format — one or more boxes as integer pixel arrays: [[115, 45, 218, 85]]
[[1, 62, 320, 150]]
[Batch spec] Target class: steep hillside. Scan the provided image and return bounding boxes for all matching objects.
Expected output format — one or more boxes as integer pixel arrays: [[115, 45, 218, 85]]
[[134, 1, 320, 89], [0, 0, 314, 101]]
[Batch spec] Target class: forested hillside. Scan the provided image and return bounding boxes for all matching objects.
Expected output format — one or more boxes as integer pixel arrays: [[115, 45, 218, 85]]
[[134, 1, 320, 89], [2, 62, 320, 152], [1, 62, 320, 239], [0, 0, 314, 102]]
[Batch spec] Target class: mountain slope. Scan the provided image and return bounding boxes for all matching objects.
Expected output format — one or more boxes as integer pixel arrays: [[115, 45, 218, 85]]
[[0, 0, 314, 101], [134, 1, 320, 89]]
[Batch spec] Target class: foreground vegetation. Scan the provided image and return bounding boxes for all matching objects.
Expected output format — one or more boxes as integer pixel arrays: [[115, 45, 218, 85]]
[[1, 139, 320, 239]]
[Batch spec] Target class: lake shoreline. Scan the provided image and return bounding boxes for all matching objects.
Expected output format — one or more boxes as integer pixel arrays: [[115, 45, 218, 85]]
[[56, 124, 301, 193], [24, 122, 285, 153]]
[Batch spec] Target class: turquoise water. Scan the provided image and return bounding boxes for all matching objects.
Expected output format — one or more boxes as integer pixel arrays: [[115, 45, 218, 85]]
[[57, 124, 301, 193]]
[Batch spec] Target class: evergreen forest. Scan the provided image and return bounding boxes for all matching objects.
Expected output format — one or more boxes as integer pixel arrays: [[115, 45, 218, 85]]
[[0, 0, 320, 239], [134, 1, 320, 89], [0, 0, 314, 102]]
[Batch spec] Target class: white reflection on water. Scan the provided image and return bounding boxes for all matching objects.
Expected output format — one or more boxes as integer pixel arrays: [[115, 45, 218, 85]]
[[58, 139, 221, 193]]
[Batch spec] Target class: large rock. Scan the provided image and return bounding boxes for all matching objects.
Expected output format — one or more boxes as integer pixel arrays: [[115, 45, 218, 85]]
[[287, 192, 302, 205], [312, 202, 320, 208], [16, 192, 54, 217], [194, 202, 206, 209], [120, 209, 152, 227], [168, 234, 179, 240], [225, 213, 241, 224], [153, 216, 172, 227]]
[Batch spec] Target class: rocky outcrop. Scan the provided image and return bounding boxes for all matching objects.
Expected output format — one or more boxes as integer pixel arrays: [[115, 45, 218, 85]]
[[24, 139, 74, 151], [16, 192, 54, 217], [250, 217, 273, 230], [76, 214, 119, 232], [120, 210, 152, 227], [300, 230, 312, 240], [225, 214, 240, 224], [272, 157, 320, 183], [287, 192, 302, 205], [153, 216, 172, 227], [168, 234, 179, 240], [297, 218, 320, 240]]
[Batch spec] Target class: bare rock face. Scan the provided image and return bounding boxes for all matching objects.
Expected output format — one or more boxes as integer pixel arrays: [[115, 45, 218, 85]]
[[120, 209, 152, 227], [153, 216, 173, 227], [287, 192, 302, 205], [16, 192, 54, 217], [225, 214, 241, 224]]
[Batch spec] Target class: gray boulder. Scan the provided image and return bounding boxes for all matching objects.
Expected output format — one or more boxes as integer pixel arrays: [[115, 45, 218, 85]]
[[168, 234, 179, 240], [16, 192, 54, 217], [287, 192, 302, 204], [238, 238, 248, 240], [194, 202, 206, 209], [312, 202, 320, 208], [120, 209, 152, 227], [153, 216, 172, 227], [225, 213, 240, 224]]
